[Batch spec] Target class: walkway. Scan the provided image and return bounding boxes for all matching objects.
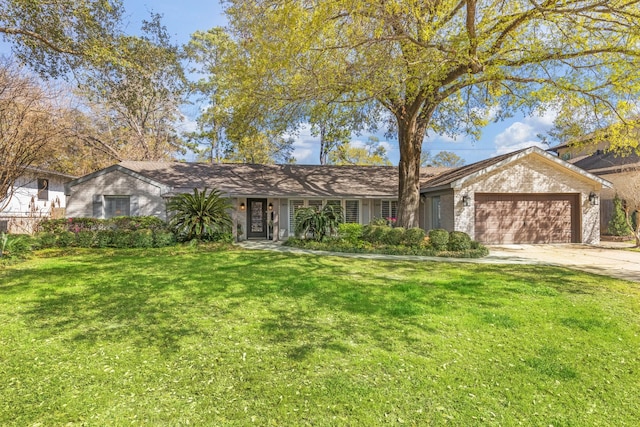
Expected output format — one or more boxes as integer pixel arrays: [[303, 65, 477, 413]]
[[236, 240, 640, 283]]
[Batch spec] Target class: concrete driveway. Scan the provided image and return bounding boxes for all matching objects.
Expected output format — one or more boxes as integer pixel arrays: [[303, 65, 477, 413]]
[[487, 243, 640, 283]]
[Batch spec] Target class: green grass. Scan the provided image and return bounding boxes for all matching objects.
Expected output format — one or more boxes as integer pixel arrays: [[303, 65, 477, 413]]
[[1, 246, 639, 426]]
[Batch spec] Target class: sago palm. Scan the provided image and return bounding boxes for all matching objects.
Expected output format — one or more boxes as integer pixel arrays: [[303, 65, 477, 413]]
[[167, 188, 232, 241]]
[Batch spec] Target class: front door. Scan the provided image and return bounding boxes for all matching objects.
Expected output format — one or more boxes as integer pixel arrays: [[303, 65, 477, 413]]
[[247, 198, 268, 239]]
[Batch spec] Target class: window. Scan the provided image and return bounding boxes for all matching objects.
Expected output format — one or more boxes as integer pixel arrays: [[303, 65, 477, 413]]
[[308, 199, 323, 210], [431, 196, 441, 229], [345, 200, 359, 223], [37, 178, 49, 201], [289, 199, 305, 233], [0, 220, 8, 233], [381, 200, 397, 220], [104, 196, 130, 218]]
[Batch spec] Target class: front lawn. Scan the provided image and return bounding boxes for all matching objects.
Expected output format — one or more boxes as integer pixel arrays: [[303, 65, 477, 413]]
[[1, 247, 639, 425]]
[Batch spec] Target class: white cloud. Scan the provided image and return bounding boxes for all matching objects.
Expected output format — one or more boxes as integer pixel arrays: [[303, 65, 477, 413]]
[[493, 109, 558, 156]]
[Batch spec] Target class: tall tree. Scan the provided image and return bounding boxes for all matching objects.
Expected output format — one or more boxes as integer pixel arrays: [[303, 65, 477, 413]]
[[329, 137, 391, 166], [0, 0, 125, 77], [223, 0, 640, 227], [78, 14, 187, 161], [186, 27, 295, 164], [0, 60, 65, 211], [421, 151, 465, 167]]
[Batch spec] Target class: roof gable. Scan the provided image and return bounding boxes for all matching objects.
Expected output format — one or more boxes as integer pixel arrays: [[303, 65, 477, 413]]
[[421, 146, 612, 192]]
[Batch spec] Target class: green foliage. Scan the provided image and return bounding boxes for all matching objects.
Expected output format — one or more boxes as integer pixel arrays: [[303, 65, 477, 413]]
[[167, 188, 233, 242], [56, 231, 76, 247], [76, 231, 95, 248], [294, 204, 344, 241], [447, 231, 472, 251], [0, 233, 32, 259], [154, 230, 177, 248], [361, 225, 391, 244], [94, 230, 115, 248], [428, 229, 450, 251], [608, 195, 632, 236], [131, 230, 154, 248], [0, 0, 126, 78], [338, 223, 364, 244], [34, 216, 176, 249], [403, 227, 426, 247], [381, 227, 405, 246]]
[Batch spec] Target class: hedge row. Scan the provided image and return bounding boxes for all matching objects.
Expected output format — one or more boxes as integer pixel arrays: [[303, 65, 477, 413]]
[[39, 216, 167, 233], [287, 224, 488, 258], [37, 229, 176, 249]]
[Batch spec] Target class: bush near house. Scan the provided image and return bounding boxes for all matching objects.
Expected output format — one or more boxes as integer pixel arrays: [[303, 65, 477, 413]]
[[35, 216, 177, 249], [167, 188, 233, 242], [286, 227, 487, 258], [607, 194, 632, 236]]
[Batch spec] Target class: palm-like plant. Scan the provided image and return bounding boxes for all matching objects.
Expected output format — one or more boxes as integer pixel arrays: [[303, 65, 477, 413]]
[[294, 204, 344, 241], [167, 188, 233, 241]]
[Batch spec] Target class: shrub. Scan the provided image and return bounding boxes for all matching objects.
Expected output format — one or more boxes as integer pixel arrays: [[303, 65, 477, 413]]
[[37, 232, 58, 248], [429, 229, 449, 250], [131, 229, 154, 248], [167, 188, 233, 242], [447, 231, 472, 251], [608, 194, 631, 236], [94, 230, 114, 248], [382, 227, 405, 246], [154, 231, 177, 247], [294, 204, 344, 241], [112, 231, 133, 248], [0, 233, 33, 259], [76, 231, 95, 247], [56, 231, 76, 247], [339, 223, 364, 244], [362, 225, 391, 244], [403, 227, 426, 247]]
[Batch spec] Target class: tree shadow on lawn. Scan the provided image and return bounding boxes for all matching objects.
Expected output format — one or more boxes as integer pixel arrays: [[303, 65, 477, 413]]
[[3, 248, 609, 358]]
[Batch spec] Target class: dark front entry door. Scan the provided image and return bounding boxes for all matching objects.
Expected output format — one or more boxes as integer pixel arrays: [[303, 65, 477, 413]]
[[247, 198, 268, 239]]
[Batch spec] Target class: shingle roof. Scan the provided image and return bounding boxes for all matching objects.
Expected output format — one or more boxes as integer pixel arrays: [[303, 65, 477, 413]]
[[118, 161, 451, 198], [420, 146, 612, 191], [567, 151, 640, 175], [420, 150, 519, 190]]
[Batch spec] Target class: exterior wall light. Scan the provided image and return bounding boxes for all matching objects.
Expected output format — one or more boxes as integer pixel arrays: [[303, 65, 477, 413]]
[[589, 192, 599, 206], [239, 202, 246, 211], [268, 202, 273, 211], [462, 195, 471, 207]]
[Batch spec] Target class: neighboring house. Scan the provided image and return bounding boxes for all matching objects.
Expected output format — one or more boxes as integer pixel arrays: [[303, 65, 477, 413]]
[[65, 147, 610, 244], [549, 141, 640, 230], [1, 167, 75, 234]]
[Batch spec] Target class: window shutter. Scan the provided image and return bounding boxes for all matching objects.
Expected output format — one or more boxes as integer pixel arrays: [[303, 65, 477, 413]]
[[308, 199, 323, 210], [92, 195, 102, 218], [345, 200, 359, 223], [130, 195, 140, 216], [289, 200, 304, 233]]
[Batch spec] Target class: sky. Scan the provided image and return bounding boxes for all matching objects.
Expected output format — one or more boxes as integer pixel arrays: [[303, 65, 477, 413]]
[[4, 1, 556, 166]]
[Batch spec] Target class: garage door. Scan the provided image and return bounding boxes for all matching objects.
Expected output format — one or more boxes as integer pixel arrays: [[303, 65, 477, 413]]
[[474, 193, 579, 244]]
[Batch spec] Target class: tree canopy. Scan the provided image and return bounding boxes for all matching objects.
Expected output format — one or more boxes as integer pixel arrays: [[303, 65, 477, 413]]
[[0, 0, 125, 77], [221, 0, 640, 227]]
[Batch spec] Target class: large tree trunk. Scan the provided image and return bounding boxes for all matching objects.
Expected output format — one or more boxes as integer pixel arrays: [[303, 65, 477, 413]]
[[396, 114, 428, 229]]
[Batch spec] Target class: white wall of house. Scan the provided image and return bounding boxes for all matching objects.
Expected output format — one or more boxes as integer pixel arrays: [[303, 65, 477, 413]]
[[1, 172, 70, 233]]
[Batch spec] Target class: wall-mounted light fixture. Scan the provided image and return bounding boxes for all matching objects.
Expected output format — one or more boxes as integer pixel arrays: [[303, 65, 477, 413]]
[[462, 195, 471, 207], [589, 192, 599, 206], [268, 202, 273, 211], [239, 202, 246, 211]]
